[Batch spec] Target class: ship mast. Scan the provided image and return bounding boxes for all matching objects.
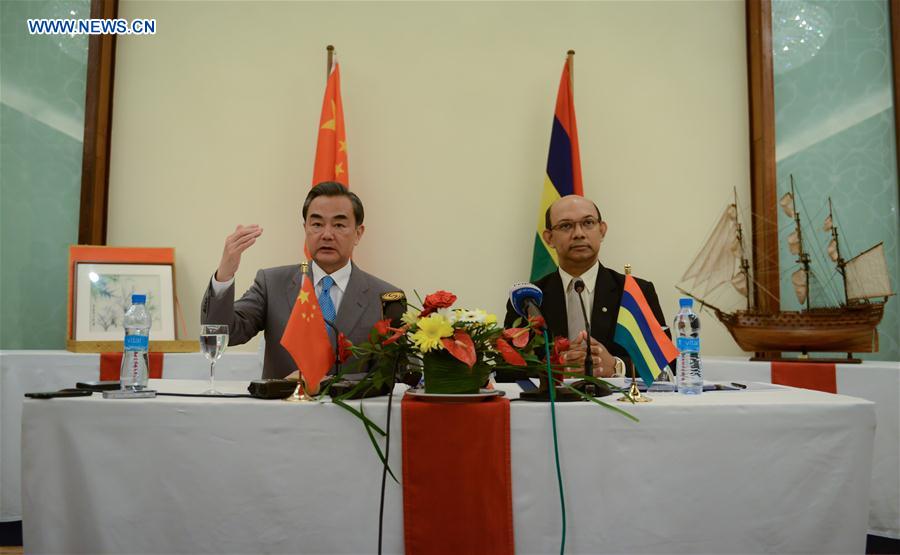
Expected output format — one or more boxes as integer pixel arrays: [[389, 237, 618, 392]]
[[827, 197, 849, 305], [790, 176, 811, 310], [734, 187, 752, 309]]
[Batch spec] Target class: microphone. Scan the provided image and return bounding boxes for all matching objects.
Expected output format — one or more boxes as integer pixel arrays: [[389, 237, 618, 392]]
[[509, 283, 544, 320], [380, 291, 407, 328], [381, 291, 419, 387], [572, 278, 593, 378]]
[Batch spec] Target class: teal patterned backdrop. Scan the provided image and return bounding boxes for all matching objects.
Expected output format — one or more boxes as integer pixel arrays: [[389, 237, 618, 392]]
[[0, 1, 89, 348], [773, 0, 899, 360]]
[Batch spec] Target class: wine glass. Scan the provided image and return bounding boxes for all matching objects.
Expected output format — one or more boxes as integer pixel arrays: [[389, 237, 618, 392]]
[[199, 324, 228, 395]]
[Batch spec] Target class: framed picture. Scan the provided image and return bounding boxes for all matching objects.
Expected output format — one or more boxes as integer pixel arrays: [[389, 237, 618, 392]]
[[74, 263, 176, 341], [66, 245, 195, 352]]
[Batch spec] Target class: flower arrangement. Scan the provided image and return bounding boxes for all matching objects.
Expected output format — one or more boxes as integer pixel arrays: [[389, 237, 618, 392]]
[[342, 290, 548, 394], [322, 289, 637, 476]]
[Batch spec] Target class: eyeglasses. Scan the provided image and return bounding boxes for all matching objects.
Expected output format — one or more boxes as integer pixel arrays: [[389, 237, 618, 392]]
[[549, 217, 600, 234], [305, 220, 357, 235]]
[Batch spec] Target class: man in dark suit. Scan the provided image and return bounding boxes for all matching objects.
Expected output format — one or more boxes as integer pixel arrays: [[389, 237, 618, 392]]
[[201, 182, 401, 379], [504, 195, 670, 378]]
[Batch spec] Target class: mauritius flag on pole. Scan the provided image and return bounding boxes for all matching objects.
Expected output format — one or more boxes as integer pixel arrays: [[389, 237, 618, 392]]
[[614, 273, 679, 386], [530, 52, 583, 282]]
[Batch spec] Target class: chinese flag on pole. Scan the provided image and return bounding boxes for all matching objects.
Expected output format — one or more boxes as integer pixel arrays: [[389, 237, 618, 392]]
[[312, 61, 349, 187], [280, 269, 335, 394]]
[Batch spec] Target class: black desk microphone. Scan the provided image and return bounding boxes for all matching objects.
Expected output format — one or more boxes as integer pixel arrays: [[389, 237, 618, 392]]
[[572, 278, 593, 378]]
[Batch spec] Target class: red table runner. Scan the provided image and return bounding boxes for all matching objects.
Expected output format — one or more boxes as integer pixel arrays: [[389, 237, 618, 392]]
[[771, 361, 837, 393], [100, 352, 164, 381], [401, 396, 514, 555]]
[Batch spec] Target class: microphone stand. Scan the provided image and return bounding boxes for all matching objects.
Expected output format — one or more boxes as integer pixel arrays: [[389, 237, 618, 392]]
[[573, 279, 593, 378], [514, 299, 582, 403], [572, 279, 599, 397]]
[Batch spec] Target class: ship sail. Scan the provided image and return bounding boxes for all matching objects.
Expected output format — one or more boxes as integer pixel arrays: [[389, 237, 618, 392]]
[[791, 269, 808, 305], [845, 243, 894, 301], [680, 205, 747, 298], [787, 231, 801, 255], [779, 192, 795, 217], [827, 239, 839, 262], [730, 273, 748, 296]]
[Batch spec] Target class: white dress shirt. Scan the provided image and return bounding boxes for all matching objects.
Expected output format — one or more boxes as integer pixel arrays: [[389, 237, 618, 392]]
[[210, 260, 352, 316], [310, 260, 351, 315], [558, 260, 599, 341], [557, 260, 624, 377]]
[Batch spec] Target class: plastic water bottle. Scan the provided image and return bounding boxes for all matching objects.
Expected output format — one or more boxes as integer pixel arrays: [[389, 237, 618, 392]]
[[674, 298, 702, 395], [120, 294, 151, 390]]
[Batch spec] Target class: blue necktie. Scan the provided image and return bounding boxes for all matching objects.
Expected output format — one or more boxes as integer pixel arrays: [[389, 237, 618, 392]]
[[319, 275, 337, 328]]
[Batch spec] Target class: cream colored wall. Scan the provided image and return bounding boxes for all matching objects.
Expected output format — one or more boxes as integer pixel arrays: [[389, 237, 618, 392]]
[[108, 0, 750, 356]]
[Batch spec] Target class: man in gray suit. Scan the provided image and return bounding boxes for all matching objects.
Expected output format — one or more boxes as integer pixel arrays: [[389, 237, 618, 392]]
[[201, 182, 402, 379]]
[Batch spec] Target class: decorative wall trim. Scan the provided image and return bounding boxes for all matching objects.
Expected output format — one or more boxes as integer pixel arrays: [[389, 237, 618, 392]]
[[78, 0, 119, 245]]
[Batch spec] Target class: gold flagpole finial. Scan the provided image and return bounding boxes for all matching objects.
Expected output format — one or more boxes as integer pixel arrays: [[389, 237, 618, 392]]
[[624, 264, 632, 275]]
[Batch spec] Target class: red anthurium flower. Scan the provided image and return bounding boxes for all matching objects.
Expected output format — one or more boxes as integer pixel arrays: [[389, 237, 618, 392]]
[[496, 338, 526, 366], [528, 315, 546, 332], [337, 333, 353, 364], [441, 329, 476, 368], [502, 327, 530, 348], [373, 318, 391, 336]]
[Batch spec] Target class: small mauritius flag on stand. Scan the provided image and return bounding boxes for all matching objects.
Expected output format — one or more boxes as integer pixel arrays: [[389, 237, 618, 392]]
[[613, 268, 679, 387]]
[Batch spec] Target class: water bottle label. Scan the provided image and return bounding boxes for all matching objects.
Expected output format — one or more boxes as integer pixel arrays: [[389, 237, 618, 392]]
[[124, 335, 149, 351], [677, 337, 700, 353]]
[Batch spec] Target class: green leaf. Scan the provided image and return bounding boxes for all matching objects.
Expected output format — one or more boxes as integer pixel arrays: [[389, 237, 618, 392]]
[[559, 383, 640, 422], [332, 398, 386, 436], [332, 399, 398, 482]]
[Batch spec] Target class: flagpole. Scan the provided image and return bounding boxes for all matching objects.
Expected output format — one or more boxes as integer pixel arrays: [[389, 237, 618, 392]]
[[326, 44, 335, 77], [566, 49, 575, 92]]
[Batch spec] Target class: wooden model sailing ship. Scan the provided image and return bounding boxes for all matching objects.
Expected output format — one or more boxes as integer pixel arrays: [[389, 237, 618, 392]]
[[678, 180, 894, 358]]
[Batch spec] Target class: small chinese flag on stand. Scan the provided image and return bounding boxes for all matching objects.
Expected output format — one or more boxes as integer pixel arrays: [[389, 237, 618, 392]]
[[280, 264, 334, 394]]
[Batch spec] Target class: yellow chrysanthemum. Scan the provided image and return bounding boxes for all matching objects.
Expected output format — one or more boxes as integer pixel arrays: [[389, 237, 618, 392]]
[[484, 312, 498, 325], [411, 314, 454, 352], [401, 309, 419, 327]]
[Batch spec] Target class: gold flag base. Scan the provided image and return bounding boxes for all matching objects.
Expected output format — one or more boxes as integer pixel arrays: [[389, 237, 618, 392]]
[[284, 381, 316, 403], [618, 380, 652, 403]]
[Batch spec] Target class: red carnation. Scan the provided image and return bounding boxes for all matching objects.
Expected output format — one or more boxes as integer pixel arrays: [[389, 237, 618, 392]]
[[419, 290, 457, 317], [551, 337, 570, 365]]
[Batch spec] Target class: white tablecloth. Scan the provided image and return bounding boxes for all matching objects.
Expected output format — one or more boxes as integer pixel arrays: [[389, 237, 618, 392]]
[[704, 357, 900, 539], [0, 350, 260, 521], [22, 379, 875, 554]]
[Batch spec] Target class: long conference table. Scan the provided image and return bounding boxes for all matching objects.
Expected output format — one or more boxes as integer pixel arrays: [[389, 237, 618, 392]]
[[21, 376, 875, 554]]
